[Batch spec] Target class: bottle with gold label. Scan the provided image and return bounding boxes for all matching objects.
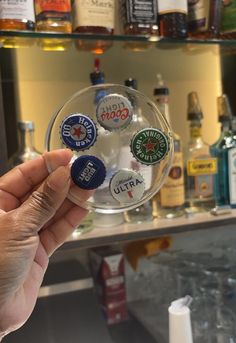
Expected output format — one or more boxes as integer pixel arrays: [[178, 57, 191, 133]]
[[152, 74, 185, 219], [185, 92, 217, 212]]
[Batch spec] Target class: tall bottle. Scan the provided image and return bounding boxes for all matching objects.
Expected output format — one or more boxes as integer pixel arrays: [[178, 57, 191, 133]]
[[188, 0, 222, 39], [35, 0, 72, 51], [121, 0, 159, 51], [185, 92, 216, 212], [73, 0, 115, 54], [0, 0, 35, 48], [13, 121, 41, 166], [210, 95, 232, 207], [157, 0, 188, 38], [121, 78, 153, 224], [152, 75, 185, 219]]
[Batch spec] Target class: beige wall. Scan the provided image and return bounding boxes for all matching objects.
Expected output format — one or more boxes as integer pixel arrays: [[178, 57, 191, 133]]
[[13, 42, 222, 152]]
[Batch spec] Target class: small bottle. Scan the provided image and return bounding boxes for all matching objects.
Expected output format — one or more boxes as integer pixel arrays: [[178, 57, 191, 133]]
[[0, 0, 35, 48], [185, 92, 217, 212], [13, 121, 41, 166], [121, 78, 153, 224], [188, 0, 222, 39], [35, 0, 72, 51], [157, 0, 188, 38], [152, 74, 185, 219], [221, 0, 236, 39], [210, 95, 232, 207], [121, 0, 159, 51], [73, 0, 115, 54]]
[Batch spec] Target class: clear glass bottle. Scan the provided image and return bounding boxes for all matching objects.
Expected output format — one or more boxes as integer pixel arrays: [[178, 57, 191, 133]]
[[121, 78, 153, 224], [157, 0, 188, 38], [13, 121, 41, 166], [188, 0, 222, 39], [121, 0, 159, 51], [73, 0, 115, 54], [185, 92, 216, 212], [210, 95, 232, 207], [0, 0, 35, 48], [152, 74, 185, 219], [35, 0, 72, 51]]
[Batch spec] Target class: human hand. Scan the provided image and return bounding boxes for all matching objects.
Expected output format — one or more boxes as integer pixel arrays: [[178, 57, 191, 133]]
[[0, 149, 91, 337]]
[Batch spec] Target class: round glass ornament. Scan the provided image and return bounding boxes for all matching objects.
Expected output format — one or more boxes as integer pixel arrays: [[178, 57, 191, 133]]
[[45, 84, 174, 214]]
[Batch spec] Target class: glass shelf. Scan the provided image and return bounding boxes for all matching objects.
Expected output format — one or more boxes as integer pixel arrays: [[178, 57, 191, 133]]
[[0, 30, 236, 45]]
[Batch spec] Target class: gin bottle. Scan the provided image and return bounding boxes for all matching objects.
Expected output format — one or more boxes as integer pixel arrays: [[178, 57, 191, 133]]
[[13, 121, 41, 166], [185, 92, 217, 212], [210, 95, 232, 207], [121, 78, 153, 224], [152, 75, 185, 219]]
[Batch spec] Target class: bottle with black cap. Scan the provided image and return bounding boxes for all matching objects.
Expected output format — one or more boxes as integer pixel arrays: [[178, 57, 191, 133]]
[[12, 120, 41, 166], [120, 78, 153, 224], [152, 74, 185, 219], [185, 92, 216, 212]]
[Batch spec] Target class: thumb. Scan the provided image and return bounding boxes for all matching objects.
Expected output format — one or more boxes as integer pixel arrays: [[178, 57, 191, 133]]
[[16, 165, 71, 232]]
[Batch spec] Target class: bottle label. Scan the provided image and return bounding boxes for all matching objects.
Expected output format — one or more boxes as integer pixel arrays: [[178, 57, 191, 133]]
[[228, 148, 236, 205], [35, 0, 71, 21], [157, 0, 187, 14], [190, 127, 202, 138], [221, 0, 236, 33], [194, 173, 213, 197], [188, 0, 210, 32], [72, 0, 115, 30], [160, 151, 185, 207], [126, 0, 158, 24], [187, 158, 217, 176], [0, 0, 35, 22]]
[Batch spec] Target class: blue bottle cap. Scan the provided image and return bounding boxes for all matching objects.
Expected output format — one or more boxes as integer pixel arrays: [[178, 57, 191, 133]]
[[71, 155, 106, 190], [60, 113, 97, 151]]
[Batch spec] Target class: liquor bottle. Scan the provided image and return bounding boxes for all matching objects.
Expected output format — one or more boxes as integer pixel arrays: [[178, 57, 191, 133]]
[[73, 0, 115, 54], [152, 74, 185, 219], [227, 116, 236, 208], [185, 92, 217, 212], [221, 0, 236, 39], [188, 0, 222, 39], [13, 121, 41, 166], [157, 0, 188, 38], [121, 78, 153, 224], [121, 0, 159, 51], [35, 0, 72, 51], [210, 95, 232, 207], [0, 0, 35, 48]]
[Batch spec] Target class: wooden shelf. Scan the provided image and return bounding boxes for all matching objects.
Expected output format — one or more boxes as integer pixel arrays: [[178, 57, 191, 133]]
[[62, 209, 236, 250]]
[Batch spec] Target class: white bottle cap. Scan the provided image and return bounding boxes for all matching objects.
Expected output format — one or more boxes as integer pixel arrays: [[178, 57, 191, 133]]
[[168, 296, 193, 343]]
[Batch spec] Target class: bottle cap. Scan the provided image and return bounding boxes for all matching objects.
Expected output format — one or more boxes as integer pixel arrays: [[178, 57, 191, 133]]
[[124, 78, 138, 90], [60, 114, 97, 151], [96, 93, 133, 131], [110, 169, 145, 204], [18, 121, 35, 131], [71, 155, 106, 190], [130, 128, 169, 165], [187, 92, 203, 121], [217, 94, 232, 122]]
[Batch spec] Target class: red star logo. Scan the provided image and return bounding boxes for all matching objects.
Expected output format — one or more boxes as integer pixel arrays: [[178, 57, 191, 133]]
[[72, 126, 85, 139], [143, 139, 157, 153]]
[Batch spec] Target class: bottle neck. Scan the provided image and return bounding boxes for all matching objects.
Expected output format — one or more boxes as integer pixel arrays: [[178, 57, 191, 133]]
[[19, 129, 35, 152], [189, 121, 202, 140], [155, 95, 171, 124], [221, 120, 230, 133]]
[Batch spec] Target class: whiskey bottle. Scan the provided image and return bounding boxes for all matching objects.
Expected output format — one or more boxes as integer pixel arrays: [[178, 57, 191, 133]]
[[121, 78, 153, 224], [157, 0, 188, 38], [185, 92, 216, 212], [13, 121, 41, 166], [0, 0, 35, 48], [188, 0, 222, 39], [121, 0, 159, 51], [152, 74, 185, 219], [73, 0, 115, 54], [210, 95, 232, 207], [35, 0, 72, 51]]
